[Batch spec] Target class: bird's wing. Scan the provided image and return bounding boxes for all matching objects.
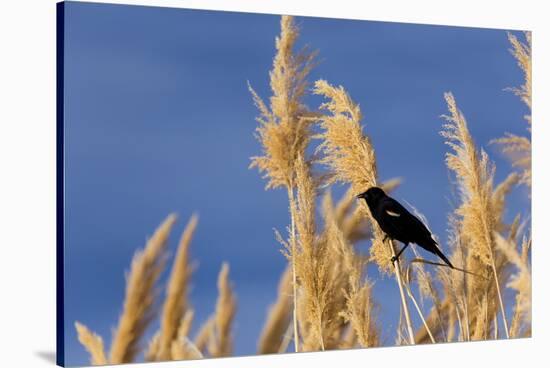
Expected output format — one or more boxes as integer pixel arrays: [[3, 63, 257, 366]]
[[380, 197, 433, 241], [381, 196, 451, 266]]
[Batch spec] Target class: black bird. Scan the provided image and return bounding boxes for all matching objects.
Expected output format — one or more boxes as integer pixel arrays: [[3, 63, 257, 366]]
[[357, 187, 454, 268]]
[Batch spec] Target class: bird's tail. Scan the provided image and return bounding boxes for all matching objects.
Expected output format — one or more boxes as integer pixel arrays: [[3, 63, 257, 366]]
[[433, 245, 454, 269]]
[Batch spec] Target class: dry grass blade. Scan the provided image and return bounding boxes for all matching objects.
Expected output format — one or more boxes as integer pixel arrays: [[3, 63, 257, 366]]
[[445, 216, 473, 341], [405, 247, 444, 343], [171, 336, 203, 360], [75, 322, 108, 366], [339, 274, 379, 348], [414, 298, 452, 344], [158, 309, 196, 361], [157, 215, 198, 360], [406, 207, 446, 323], [208, 263, 237, 357], [291, 154, 333, 351], [410, 250, 446, 342], [176, 309, 195, 343], [491, 134, 531, 188], [109, 214, 177, 364], [441, 92, 510, 338], [144, 332, 160, 362], [323, 190, 379, 348], [194, 318, 214, 353], [495, 232, 531, 337], [402, 283, 435, 344], [492, 173, 519, 232], [258, 266, 293, 354], [492, 32, 531, 188], [506, 32, 531, 109]]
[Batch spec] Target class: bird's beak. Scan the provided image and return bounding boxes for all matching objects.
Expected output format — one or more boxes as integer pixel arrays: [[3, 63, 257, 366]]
[[356, 193, 365, 199]]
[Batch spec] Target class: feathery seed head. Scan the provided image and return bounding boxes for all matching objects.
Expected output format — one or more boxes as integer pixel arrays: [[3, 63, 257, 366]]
[[441, 93, 497, 267], [314, 79, 377, 193], [249, 16, 317, 190], [109, 214, 177, 364]]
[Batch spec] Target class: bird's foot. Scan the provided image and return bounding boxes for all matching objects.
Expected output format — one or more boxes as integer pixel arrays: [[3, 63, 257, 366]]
[[391, 256, 398, 264]]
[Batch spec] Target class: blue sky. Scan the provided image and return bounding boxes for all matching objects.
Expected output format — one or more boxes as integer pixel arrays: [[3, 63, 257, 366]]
[[62, 1, 530, 365]]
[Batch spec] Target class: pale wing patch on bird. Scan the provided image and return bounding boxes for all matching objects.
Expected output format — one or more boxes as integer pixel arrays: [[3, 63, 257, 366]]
[[386, 210, 401, 217]]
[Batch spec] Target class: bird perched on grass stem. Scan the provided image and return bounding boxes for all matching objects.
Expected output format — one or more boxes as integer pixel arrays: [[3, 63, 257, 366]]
[[357, 187, 454, 268]]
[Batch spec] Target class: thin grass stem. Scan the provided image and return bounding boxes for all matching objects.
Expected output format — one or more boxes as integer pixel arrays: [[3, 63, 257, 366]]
[[387, 239, 415, 345], [287, 186, 300, 353]]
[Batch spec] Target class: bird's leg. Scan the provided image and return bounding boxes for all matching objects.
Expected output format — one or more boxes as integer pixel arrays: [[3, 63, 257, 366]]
[[391, 243, 410, 264]]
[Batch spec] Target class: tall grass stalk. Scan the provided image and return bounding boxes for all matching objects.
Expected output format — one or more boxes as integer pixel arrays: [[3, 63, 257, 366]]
[[287, 187, 300, 352], [286, 154, 333, 351], [314, 79, 415, 345], [324, 191, 379, 348], [157, 214, 198, 360], [403, 284, 435, 344], [441, 92, 510, 338], [249, 15, 317, 352], [391, 248, 416, 344]]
